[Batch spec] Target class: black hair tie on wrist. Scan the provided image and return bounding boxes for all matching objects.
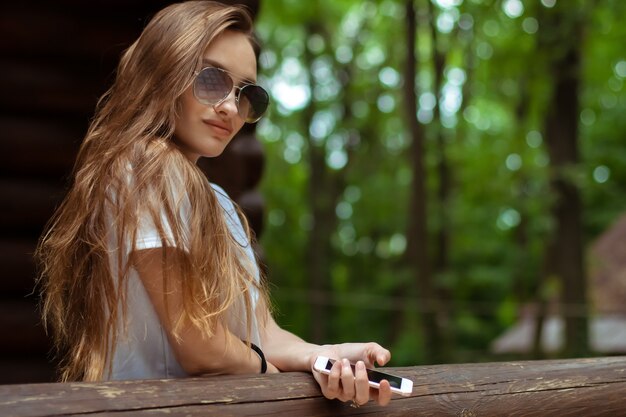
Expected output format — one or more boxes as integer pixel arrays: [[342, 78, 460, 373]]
[[250, 342, 267, 374]]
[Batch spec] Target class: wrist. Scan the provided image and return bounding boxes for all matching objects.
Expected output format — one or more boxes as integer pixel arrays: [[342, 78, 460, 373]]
[[304, 344, 325, 369], [250, 342, 267, 374]]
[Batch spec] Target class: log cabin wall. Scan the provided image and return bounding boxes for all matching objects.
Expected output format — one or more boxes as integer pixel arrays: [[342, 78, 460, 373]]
[[0, 0, 264, 384]]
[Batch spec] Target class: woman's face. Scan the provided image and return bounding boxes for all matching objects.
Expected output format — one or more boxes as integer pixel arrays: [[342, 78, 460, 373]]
[[174, 30, 257, 162]]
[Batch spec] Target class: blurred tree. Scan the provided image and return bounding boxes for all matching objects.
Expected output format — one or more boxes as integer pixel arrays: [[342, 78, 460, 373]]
[[402, 0, 442, 365], [537, 0, 589, 357], [256, 0, 626, 365]]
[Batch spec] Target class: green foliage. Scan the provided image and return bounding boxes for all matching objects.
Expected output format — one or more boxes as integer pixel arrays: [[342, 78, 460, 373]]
[[255, 0, 626, 365]]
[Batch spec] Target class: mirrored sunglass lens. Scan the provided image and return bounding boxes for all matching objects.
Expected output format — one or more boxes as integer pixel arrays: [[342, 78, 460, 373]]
[[239, 85, 269, 122], [194, 68, 232, 104]]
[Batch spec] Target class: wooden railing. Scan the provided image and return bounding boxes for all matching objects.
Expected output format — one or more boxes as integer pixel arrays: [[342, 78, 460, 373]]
[[1, 356, 624, 416]]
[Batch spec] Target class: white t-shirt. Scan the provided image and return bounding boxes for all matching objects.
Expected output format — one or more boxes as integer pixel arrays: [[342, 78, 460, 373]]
[[105, 183, 261, 380]]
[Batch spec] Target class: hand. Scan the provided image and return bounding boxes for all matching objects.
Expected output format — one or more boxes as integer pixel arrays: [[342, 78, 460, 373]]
[[309, 342, 392, 407]]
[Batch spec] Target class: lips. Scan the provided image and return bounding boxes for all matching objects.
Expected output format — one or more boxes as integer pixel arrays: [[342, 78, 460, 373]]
[[203, 119, 232, 136]]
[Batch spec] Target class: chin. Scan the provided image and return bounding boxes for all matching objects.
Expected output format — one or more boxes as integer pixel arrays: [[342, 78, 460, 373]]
[[201, 146, 228, 159]]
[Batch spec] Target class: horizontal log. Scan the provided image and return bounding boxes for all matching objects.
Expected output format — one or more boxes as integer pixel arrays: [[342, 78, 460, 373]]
[[229, 132, 265, 191], [237, 190, 265, 236], [0, 301, 50, 355], [0, 239, 38, 295], [0, 357, 55, 385], [0, 180, 65, 237], [0, 117, 80, 178], [0, 61, 102, 118], [0, 7, 138, 60], [1, 357, 624, 416]]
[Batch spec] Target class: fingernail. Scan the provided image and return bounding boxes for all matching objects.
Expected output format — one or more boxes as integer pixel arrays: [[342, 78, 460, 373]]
[[343, 359, 350, 367]]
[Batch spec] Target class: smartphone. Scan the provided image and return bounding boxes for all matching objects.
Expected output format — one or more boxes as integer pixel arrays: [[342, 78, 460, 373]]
[[313, 356, 413, 396]]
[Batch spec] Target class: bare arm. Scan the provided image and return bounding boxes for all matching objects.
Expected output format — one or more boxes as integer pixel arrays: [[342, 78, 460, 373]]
[[258, 304, 392, 406], [132, 248, 272, 375], [260, 314, 318, 372], [135, 247, 391, 405]]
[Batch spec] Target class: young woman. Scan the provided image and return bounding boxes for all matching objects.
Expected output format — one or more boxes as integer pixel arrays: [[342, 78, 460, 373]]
[[36, 0, 392, 407]]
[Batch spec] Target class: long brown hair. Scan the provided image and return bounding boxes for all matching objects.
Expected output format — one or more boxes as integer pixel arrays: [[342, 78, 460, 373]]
[[35, 1, 268, 382]]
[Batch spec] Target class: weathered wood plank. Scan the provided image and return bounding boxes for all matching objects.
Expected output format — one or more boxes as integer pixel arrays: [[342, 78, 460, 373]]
[[1, 357, 624, 416]]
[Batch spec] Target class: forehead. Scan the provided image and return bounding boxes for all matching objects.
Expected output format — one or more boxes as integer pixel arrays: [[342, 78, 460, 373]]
[[202, 30, 257, 82]]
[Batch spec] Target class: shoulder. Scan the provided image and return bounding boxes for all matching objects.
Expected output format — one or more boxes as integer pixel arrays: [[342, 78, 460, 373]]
[[210, 183, 251, 246], [210, 183, 236, 214]]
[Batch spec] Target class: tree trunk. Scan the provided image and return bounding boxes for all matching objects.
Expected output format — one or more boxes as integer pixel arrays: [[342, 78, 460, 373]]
[[403, 0, 442, 364], [302, 23, 328, 344], [427, 0, 451, 363], [302, 21, 360, 344], [539, 4, 589, 357]]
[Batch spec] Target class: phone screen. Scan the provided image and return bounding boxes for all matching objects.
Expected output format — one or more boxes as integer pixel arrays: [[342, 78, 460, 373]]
[[324, 358, 403, 389]]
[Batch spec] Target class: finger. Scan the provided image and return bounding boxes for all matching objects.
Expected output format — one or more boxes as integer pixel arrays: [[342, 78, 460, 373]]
[[325, 359, 342, 399], [311, 366, 328, 390], [353, 361, 370, 405], [376, 379, 393, 406], [339, 359, 356, 401], [362, 343, 391, 368], [374, 347, 391, 367]]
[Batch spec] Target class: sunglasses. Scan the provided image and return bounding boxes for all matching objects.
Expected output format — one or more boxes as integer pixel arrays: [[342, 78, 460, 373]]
[[193, 66, 269, 123]]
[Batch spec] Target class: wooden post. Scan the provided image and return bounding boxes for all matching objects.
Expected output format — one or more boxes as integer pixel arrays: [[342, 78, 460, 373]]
[[1, 357, 624, 416]]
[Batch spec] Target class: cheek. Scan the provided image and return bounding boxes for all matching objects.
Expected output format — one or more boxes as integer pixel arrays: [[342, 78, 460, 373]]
[[175, 91, 198, 128], [233, 119, 245, 135], [180, 89, 200, 116]]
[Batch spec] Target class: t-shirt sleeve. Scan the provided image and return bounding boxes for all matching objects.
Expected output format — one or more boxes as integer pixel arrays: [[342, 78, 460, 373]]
[[210, 184, 249, 247], [130, 184, 258, 284], [134, 211, 176, 250], [210, 184, 260, 286], [133, 198, 191, 252]]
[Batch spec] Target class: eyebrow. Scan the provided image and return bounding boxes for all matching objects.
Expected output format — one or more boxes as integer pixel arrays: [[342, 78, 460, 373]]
[[201, 58, 256, 84]]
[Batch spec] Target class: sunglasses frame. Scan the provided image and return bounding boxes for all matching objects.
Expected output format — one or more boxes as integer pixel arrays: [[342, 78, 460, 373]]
[[193, 66, 269, 123]]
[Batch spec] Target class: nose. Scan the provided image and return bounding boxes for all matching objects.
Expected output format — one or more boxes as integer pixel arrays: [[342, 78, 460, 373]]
[[213, 88, 239, 117]]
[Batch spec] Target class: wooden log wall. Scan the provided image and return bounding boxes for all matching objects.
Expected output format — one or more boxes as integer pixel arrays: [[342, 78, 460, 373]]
[[0, 0, 263, 384], [1, 357, 625, 416]]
